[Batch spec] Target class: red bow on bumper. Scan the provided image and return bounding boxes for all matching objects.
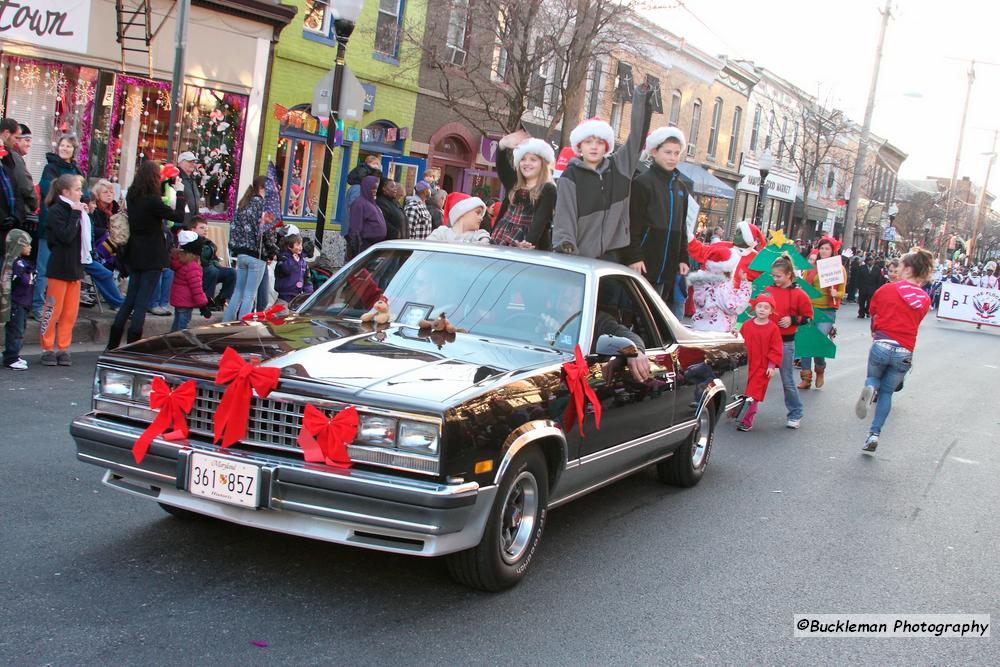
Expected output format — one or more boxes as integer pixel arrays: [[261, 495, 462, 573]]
[[212, 347, 281, 448], [297, 405, 359, 468], [132, 378, 196, 464], [241, 303, 287, 324], [562, 344, 601, 436]]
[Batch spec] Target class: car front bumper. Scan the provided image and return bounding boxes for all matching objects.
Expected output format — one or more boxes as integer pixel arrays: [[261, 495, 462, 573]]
[[71, 413, 497, 557]]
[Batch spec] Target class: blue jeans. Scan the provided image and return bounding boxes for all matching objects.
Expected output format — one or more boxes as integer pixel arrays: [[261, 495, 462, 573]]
[[3, 303, 27, 365], [170, 307, 193, 332], [203, 264, 236, 303], [31, 238, 50, 314], [108, 270, 161, 348], [865, 341, 913, 434], [800, 308, 836, 371], [149, 268, 174, 309], [223, 255, 267, 321], [83, 261, 124, 307], [257, 266, 271, 311], [779, 339, 804, 420]]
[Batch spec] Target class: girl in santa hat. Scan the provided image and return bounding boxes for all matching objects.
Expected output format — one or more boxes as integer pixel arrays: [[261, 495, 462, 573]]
[[491, 132, 557, 250], [797, 236, 847, 389], [736, 293, 783, 431], [687, 243, 752, 332]]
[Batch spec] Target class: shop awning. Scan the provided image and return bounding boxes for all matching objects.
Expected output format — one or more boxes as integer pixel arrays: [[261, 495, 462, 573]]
[[675, 162, 736, 199]]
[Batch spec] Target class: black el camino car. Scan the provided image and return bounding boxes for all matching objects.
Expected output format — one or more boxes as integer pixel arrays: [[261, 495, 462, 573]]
[[71, 241, 747, 591]]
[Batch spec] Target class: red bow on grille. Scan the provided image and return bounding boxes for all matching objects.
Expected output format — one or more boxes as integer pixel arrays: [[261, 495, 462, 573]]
[[132, 378, 196, 464], [562, 344, 602, 436], [241, 303, 287, 324], [297, 405, 359, 468], [212, 347, 281, 448]]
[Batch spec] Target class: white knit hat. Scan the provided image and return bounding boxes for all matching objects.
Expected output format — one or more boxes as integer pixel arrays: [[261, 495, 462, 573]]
[[448, 196, 487, 226], [178, 230, 199, 246], [570, 117, 615, 153], [512, 138, 555, 167], [645, 126, 686, 153]]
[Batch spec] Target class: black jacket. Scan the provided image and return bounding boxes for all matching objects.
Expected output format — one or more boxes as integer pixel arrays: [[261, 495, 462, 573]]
[[122, 194, 185, 272], [178, 169, 201, 226], [623, 162, 690, 287], [376, 192, 407, 240], [855, 264, 885, 293], [44, 199, 84, 281], [427, 200, 443, 229], [346, 163, 382, 186], [2, 150, 38, 223]]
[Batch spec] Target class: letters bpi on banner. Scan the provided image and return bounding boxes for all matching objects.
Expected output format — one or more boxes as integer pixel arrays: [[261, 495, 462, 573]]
[[0, 0, 91, 55], [938, 282, 1000, 327]]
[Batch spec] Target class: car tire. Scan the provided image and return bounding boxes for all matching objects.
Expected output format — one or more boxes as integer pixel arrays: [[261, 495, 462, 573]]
[[446, 449, 548, 592], [658, 402, 715, 487], [158, 502, 207, 520]]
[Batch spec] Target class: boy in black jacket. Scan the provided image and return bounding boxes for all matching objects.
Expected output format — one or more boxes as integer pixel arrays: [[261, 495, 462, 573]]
[[624, 127, 690, 317]]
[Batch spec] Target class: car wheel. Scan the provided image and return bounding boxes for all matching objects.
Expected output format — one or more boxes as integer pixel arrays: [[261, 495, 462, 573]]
[[446, 449, 548, 592], [158, 502, 207, 520], [658, 402, 715, 487]]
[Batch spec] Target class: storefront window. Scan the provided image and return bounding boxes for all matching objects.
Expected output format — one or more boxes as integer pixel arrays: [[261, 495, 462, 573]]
[[105, 76, 172, 188], [276, 134, 324, 220], [698, 194, 733, 234]]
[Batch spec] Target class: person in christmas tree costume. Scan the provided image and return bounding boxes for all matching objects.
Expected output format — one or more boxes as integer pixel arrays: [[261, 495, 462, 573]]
[[736, 293, 783, 431], [686, 242, 752, 332]]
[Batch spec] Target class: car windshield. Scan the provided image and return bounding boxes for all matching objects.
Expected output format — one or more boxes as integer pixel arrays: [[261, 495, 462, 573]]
[[304, 249, 586, 352]]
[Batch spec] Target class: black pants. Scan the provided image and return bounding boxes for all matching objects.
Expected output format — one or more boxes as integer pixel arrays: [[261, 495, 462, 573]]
[[3, 303, 27, 365], [108, 270, 160, 348], [857, 290, 874, 317]]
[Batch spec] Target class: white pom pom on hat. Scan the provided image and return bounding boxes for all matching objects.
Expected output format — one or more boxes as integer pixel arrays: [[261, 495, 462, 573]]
[[512, 138, 555, 166], [177, 230, 199, 246], [645, 126, 686, 153], [448, 195, 487, 226], [570, 117, 615, 153]]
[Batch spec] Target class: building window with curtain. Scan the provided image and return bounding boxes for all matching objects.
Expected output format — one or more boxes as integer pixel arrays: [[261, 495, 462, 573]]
[[688, 99, 702, 157], [274, 108, 325, 221], [670, 90, 682, 127], [728, 106, 742, 165], [303, 0, 332, 36], [764, 111, 775, 150], [585, 61, 603, 118], [777, 116, 788, 161], [707, 97, 722, 159], [374, 0, 404, 60], [750, 104, 761, 151]]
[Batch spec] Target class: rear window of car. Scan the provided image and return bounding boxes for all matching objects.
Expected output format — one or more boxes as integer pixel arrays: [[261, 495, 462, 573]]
[[305, 249, 587, 352]]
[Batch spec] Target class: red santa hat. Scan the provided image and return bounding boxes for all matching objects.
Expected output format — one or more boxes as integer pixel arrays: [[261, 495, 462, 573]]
[[160, 163, 180, 181], [512, 138, 556, 167], [735, 219, 766, 250], [569, 117, 615, 153], [446, 193, 487, 226], [703, 242, 741, 276], [817, 235, 842, 253], [644, 126, 686, 154], [751, 293, 776, 309]]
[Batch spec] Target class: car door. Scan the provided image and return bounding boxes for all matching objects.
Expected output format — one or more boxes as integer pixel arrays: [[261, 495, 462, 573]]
[[575, 276, 678, 481]]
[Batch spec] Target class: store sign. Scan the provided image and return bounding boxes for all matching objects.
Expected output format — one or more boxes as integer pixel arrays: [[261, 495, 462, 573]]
[[480, 135, 499, 165], [361, 84, 376, 112], [737, 164, 797, 202], [0, 0, 91, 54], [938, 282, 1000, 327]]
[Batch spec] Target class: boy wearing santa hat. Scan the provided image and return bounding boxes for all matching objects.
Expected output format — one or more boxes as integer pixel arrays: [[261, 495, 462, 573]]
[[624, 126, 691, 317], [426, 194, 491, 245], [552, 85, 654, 260]]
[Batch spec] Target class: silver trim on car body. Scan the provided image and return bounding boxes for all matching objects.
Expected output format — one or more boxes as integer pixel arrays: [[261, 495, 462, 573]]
[[493, 420, 568, 486]]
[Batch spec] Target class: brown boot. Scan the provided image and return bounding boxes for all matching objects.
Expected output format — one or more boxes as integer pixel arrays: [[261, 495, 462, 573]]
[[797, 369, 813, 390], [815, 368, 825, 388]]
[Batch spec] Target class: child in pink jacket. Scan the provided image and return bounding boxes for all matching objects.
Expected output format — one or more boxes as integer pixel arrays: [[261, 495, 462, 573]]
[[169, 230, 211, 332]]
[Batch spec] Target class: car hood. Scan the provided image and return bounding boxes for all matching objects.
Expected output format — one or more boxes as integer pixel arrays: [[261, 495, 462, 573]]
[[114, 316, 565, 404]]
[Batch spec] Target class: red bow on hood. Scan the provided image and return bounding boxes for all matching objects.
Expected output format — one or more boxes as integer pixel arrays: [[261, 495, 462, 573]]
[[132, 378, 197, 464], [212, 347, 281, 448], [297, 405, 359, 468], [241, 303, 288, 324], [562, 344, 602, 436]]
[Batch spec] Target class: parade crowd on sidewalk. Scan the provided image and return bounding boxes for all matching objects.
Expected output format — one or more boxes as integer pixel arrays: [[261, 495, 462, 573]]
[[2, 98, 997, 453]]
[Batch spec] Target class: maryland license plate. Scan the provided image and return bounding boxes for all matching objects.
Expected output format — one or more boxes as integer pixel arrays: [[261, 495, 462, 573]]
[[188, 453, 261, 508]]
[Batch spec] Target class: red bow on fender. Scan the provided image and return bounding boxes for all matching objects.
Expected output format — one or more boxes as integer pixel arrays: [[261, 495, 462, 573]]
[[562, 344, 602, 436], [297, 405, 359, 468], [132, 378, 197, 464], [241, 304, 287, 324], [212, 347, 281, 448]]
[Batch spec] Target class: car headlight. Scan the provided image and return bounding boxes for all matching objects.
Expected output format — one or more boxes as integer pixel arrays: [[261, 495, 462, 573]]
[[136, 377, 155, 402], [358, 415, 397, 446], [99, 369, 134, 398], [398, 420, 439, 454]]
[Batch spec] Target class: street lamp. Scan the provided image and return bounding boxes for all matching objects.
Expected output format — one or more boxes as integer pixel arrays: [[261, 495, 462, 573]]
[[923, 219, 932, 246], [754, 149, 774, 233], [314, 0, 366, 245]]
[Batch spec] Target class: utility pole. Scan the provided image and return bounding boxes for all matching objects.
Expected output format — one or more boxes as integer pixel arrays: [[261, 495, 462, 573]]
[[939, 62, 977, 254], [967, 129, 998, 264], [842, 0, 892, 250], [166, 0, 190, 162]]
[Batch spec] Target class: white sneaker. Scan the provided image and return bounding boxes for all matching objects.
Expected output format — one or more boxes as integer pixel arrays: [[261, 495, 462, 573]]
[[786, 418, 801, 429], [855, 386, 874, 419], [7, 359, 28, 370]]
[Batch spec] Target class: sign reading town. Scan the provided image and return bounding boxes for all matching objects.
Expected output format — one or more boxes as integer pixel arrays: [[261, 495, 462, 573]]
[[0, 0, 91, 54]]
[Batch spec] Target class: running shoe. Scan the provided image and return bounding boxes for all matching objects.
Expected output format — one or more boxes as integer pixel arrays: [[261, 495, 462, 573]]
[[862, 433, 879, 452], [6, 359, 27, 371], [855, 385, 873, 419], [786, 418, 801, 429]]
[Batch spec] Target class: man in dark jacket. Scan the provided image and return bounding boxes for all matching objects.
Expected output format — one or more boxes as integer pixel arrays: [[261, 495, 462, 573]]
[[855, 256, 883, 318], [376, 180, 407, 240], [0, 120, 38, 229], [624, 127, 690, 317], [176, 151, 202, 226], [427, 188, 446, 229]]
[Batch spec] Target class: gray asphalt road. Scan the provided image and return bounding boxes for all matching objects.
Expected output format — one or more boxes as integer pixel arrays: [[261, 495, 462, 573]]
[[2, 314, 997, 666]]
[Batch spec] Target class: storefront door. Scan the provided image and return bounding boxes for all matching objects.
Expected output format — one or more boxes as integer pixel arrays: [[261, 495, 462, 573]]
[[381, 155, 426, 195]]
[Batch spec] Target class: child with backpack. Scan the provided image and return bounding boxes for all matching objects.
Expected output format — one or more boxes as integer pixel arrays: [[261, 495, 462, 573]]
[[169, 230, 211, 332]]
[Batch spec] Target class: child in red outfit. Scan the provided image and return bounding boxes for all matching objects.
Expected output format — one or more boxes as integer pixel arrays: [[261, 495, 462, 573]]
[[760, 255, 813, 428], [169, 230, 211, 332], [737, 293, 783, 431]]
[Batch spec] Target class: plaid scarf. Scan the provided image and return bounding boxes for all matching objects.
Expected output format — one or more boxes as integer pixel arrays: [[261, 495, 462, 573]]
[[490, 189, 534, 246]]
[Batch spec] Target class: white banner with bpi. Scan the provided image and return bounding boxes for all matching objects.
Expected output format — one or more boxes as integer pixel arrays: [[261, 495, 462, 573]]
[[938, 282, 1000, 328], [0, 0, 91, 55]]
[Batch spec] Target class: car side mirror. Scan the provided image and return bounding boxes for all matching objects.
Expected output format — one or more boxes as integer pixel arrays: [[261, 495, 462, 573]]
[[594, 334, 639, 358]]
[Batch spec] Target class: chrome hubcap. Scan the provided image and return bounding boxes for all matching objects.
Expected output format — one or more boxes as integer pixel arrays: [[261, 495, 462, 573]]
[[691, 410, 711, 468], [499, 471, 538, 565]]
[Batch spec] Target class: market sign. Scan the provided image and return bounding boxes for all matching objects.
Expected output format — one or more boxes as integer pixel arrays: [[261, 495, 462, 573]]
[[737, 163, 797, 203], [0, 0, 91, 54]]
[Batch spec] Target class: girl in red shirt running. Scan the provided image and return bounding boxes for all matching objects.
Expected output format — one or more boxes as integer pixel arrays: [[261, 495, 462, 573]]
[[855, 248, 934, 452]]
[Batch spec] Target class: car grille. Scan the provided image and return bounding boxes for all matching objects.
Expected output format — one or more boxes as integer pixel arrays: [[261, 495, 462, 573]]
[[185, 387, 439, 475]]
